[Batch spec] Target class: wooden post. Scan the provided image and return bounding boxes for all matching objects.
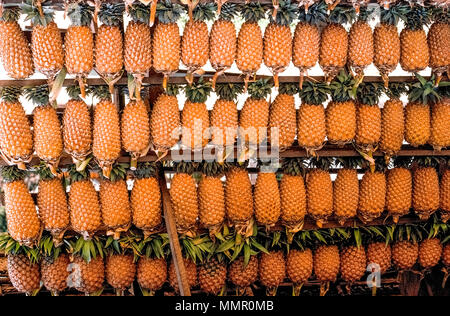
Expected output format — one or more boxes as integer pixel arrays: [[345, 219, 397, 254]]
[[158, 171, 191, 296]]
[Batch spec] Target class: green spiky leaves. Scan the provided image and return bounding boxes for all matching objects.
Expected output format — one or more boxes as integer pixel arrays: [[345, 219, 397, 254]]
[[174, 161, 198, 175], [91, 85, 112, 101], [385, 82, 408, 99], [240, 1, 266, 23], [155, 0, 184, 24], [66, 85, 84, 100], [21, 0, 54, 27], [98, 2, 124, 26], [329, 71, 357, 102], [0, 86, 22, 103], [68, 164, 90, 183], [328, 4, 356, 24], [128, 1, 150, 24], [278, 83, 298, 96], [298, 0, 328, 27], [356, 82, 383, 106], [271, 0, 298, 26], [299, 81, 330, 105], [23, 84, 50, 107], [192, 2, 216, 22], [200, 161, 227, 177], [218, 2, 240, 21], [0, 166, 27, 183], [106, 163, 129, 182], [247, 78, 272, 100], [281, 158, 306, 176], [380, 3, 408, 26], [138, 234, 170, 259], [403, 5, 432, 31], [215, 83, 243, 101], [134, 162, 159, 179], [408, 74, 450, 105], [0, 7, 21, 22], [0, 234, 39, 263], [67, 1, 94, 27], [184, 77, 212, 103], [69, 236, 104, 263]]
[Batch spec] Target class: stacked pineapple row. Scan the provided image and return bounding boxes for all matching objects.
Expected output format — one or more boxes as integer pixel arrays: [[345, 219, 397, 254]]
[[1, 222, 449, 296], [0, 0, 448, 91]]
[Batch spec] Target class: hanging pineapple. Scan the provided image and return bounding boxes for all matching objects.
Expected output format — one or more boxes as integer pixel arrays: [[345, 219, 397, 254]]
[[264, 0, 296, 89], [259, 237, 286, 296], [64, 1, 94, 98], [314, 244, 340, 296], [358, 160, 386, 224], [39, 236, 70, 296], [95, 2, 124, 94], [181, 78, 212, 150], [228, 255, 259, 296], [293, 1, 327, 89], [269, 83, 297, 150], [254, 168, 281, 229], [333, 158, 359, 225], [286, 243, 313, 296], [131, 162, 162, 237], [210, 2, 238, 89], [340, 235, 367, 285], [137, 236, 168, 296], [153, 0, 183, 90], [428, 8, 450, 85], [0, 6, 34, 79], [21, 0, 64, 82], [386, 157, 412, 223], [429, 90, 450, 151], [441, 163, 450, 223], [198, 256, 227, 295], [0, 87, 33, 170], [181, 2, 215, 85], [412, 157, 440, 220], [236, 1, 265, 91], [297, 81, 329, 157]]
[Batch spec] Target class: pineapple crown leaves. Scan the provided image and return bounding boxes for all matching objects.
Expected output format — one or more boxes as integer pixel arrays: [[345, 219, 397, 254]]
[[430, 6, 450, 24], [408, 74, 450, 105], [215, 83, 243, 101], [67, 164, 90, 183], [127, 1, 150, 23], [329, 71, 357, 102], [379, 3, 408, 26], [165, 84, 180, 97], [328, 4, 356, 24], [308, 157, 334, 170], [0, 166, 27, 183], [200, 161, 226, 177], [360, 156, 387, 172], [218, 2, 240, 21], [39, 235, 66, 260], [104, 163, 129, 182], [33, 163, 58, 181], [0, 6, 21, 22], [0, 234, 40, 263], [91, 85, 112, 101], [23, 85, 50, 107], [98, 2, 124, 26], [21, 0, 54, 27], [413, 156, 442, 168], [66, 1, 94, 27], [299, 81, 330, 105], [392, 156, 413, 168], [68, 236, 104, 263], [184, 77, 212, 103], [134, 162, 160, 179], [174, 161, 198, 175], [270, 0, 298, 26], [104, 233, 142, 259], [155, 0, 184, 24], [421, 216, 449, 240], [335, 157, 360, 169], [278, 83, 298, 96], [240, 1, 266, 23], [385, 82, 408, 99], [191, 2, 216, 22], [281, 158, 307, 176], [138, 234, 170, 259], [356, 82, 383, 106], [0, 86, 22, 103], [356, 6, 375, 23], [180, 234, 215, 263], [298, 0, 328, 27], [247, 78, 273, 100], [66, 85, 86, 100], [403, 5, 431, 30], [393, 224, 423, 244], [261, 231, 287, 252]]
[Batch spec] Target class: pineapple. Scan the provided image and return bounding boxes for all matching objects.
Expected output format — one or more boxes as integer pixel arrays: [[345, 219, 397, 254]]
[[24, 85, 63, 175], [333, 158, 359, 225], [386, 158, 412, 223], [0, 7, 34, 79], [443, 243, 450, 267], [392, 240, 418, 270], [1, 166, 41, 247], [0, 87, 33, 169], [280, 159, 307, 234], [441, 168, 450, 223], [236, 2, 265, 90], [430, 97, 450, 151], [121, 97, 151, 169], [326, 72, 357, 146], [319, 6, 355, 83], [254, 171, 281, 228], [137, 257, 167, 295], [297, 81, 329, 156], [348, 8, 374, 81], [131, 163, 162, 237], [65, 2, 94, 98], [380, 83, 407, 157], [99, 164, 132, 240], [95, 3, 124, 94], [358, 163, 386, 224], [68, 167, 102, 240], [400, 5, 430, 73], [210, 3, 238, 89], [168, 258, 198, 293], [198, 257, 227, 295], [198, 162, 226, 234], [170, 162, 199, 234], [428, 10, 450, 85], [340, 245, 366, 283], [225, 164, 254, 234], [374, 4, 405, 87], [293, 1, 327, 89], [181, 78, 212, 150], [8, 254, 40, 295], [153, 0, 183, 90], [39, 236, 69, 295], [150, 85, 181, 155], [264, 0, 296, 89], [412, 160, 440, 220], [36, 166, 70, 245], [367, 242, 392, 273], [259, 251, 286, 296], [92, 86, 121, 178], [181, 2, 215, 85], [405, 101, 430, 147], [314, 245, 340, 296], [124, 3, 152, 100], [286, 249, 313, 296], [228, 256, 258, 293], [21, 0, 63, 80], [419, 238, 443, 269], [306, 158, 333, 228], [63, 86, 92, 168], [239, 79, 272, 149]]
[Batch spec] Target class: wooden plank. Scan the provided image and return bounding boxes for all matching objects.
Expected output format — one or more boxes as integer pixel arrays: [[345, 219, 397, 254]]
[[158, 171, 191, 296]]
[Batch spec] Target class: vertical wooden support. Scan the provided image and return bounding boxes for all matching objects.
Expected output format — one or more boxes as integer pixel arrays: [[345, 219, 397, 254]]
[[158, 171, 191, 296]]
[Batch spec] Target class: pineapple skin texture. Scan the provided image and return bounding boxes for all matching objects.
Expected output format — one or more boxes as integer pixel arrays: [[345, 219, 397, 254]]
[[314, 245, 340, 282], [131, 177, 162, 232], [280, 174, 307, 226], [386, 168, 412, 220], [137, 257, 167, 291], [150, 94, 180, 151], [41, 254, 70, 293], [210, 19, 236, 70], [413, 167, 440, 220], [211, 99, 238, 147], [366, 242, 392, 273], [169, 258, 198, 293], [292, 22, 320, 70], [199, 259, 227, 294], [430, 99, 450, 150], [319, 24, 348, 74], [419, 238, 443, 269], [356, 104, 381, 148], [340, 246, 367, 283], [182, 21, 209, 70], [443, 244, 450, 267], [259, 251, 286, 288], [306, 169, 333, 225], [33, 105, 63, 162], [441, 170, 450, 214], [124, 21, 152, 74], [225, 167, 254, 224], [121, 100, 150, 155], [380, 99, 405, 155], [405, 102, 430, 147], [106, 254, 136, 290], [93, 100, 121, 164], [228, 256, 258, 288], [100, 180, 132, 233], [254, 172, 281, 227], [373, 24, 400, 75], [400, 29, 429, 73], [269, 94, 296, 149], [428, 22, 450, 69], [65, 26, 94, 75], [239, 98, 270, 145], [326, 101, 356, 145], [153, 22, 180, 75], [264, 23, 292, 72], [392, 241, 418, 270], [32, 22, 64, 77], [198, 176, 225, 229], [348, 21, 374, 70], [286, 249, 313, 285], [358, 171, 386, 224], [181, 101, 210, 150], [69, 256, 105, 294], [95, 25, 124, 76], [297, 104, 326, 150], [7, 254, 40, 294], [63, 99, 92, 160], [333, 169, 359, 224], [170, 173, 199, 231], [236, 22, 263, 74]]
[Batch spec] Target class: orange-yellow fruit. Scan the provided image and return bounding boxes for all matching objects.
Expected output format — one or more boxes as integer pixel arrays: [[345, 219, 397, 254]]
[[137, 257, 167, 292], [392, 241, 418, 270], [286, 249, 313, 285], [413, 167, 440, 220]]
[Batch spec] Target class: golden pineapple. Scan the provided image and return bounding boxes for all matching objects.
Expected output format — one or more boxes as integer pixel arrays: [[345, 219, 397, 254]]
[[137, 257, 167, 294], [268, 84, 297, 150], [441, 169, 450, 223], [280, 159, 307, 233], [1, 167, 41, 247], [254, 171, 281, 228], [314, 245, 340, 296], [131, 163, 162, 237], [428, 14, 450, 84], [153, 1, 182, 89], [199, 258, 227, 295], [41, 254, 70, 294], [297, 81, 328, 156], [228, 256, 258, 290], [210, 3, 238, 89], [405, 102, 430, 147], [358, 169, 386, 224], [286, 249, 313, 295], [236, 2, 265, 90], [0, 87, 33, 169], [69, 255, 105, 294], [150, 86, 181, 154], [430, 98, 450, 151], [333, 159, 359, 224], [181, 79, 211, 150], [348, 11, 374, 80], [95, 3, 124, 93], [92, 86, 121, 178], [392, 241, 418, 270], [367, 242, 391, 273], [340, 246, 366, 283], [65, 2, 94, 98], [63, 86, 92, 167], [0, 8, 34, 79], [413, 166, 440, 220], [443, 243, 450, 267], [21, 0, 63, 80], [8, 254, 40, 294], [386, 164, 412, 223], [419, 238, 443, 269], [306, 159, 333, 228], [168, 258, 198, 293], [106, 253, 136, 292], [259, 251, 286, 295], [263, 0, 296, 88]]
